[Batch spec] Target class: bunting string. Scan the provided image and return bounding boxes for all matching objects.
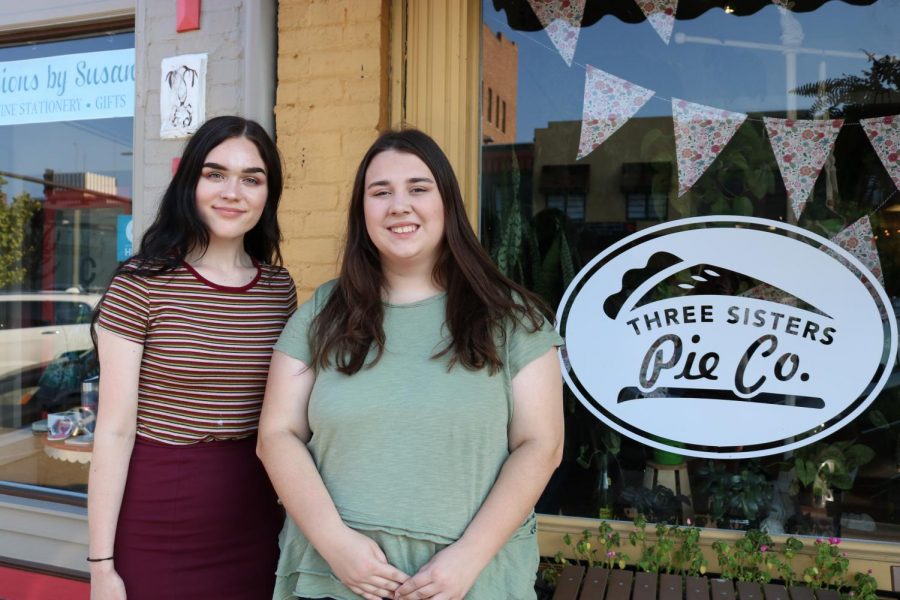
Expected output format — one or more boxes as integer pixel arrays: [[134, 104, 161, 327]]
[[491, 4, 898, 288]]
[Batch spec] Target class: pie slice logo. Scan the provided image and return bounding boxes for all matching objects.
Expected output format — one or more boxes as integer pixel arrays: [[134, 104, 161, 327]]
[[558, 217, 896, 458]]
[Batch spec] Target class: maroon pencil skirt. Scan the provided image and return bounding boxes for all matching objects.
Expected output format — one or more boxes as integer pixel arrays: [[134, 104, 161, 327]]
[[114, 436, 282, 600]]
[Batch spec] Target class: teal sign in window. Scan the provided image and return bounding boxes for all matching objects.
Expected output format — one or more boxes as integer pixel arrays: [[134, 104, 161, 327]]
[[117, 215, 133, 261]]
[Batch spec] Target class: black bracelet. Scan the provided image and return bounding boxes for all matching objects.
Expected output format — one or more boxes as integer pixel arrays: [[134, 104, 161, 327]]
[[86, 555, 114, 562]]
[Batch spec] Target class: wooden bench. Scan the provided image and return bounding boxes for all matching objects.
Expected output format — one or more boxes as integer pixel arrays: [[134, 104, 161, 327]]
[[550, 567, 845, 600]]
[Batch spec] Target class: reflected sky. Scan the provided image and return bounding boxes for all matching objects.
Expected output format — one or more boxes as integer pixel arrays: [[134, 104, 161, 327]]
[[484, 0, 900, 142]]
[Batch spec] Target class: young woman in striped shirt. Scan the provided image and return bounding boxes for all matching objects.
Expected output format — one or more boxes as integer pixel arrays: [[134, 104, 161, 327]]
[[87, 116, 296, 600]]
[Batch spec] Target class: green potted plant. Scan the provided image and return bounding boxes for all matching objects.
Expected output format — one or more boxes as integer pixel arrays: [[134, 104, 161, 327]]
[[620, 484, 689, 525], [788, 440, 875, 509], [696, 461, 773, 530]]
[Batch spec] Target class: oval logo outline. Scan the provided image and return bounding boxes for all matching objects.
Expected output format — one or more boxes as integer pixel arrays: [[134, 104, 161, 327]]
[[558, 216, 898, 459]]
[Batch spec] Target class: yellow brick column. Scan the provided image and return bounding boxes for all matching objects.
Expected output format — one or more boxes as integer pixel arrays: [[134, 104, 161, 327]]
[[276, 0, 390, 300]]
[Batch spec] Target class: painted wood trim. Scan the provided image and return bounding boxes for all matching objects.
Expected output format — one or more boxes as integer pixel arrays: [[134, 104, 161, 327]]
[[389, 0, 481, 230]]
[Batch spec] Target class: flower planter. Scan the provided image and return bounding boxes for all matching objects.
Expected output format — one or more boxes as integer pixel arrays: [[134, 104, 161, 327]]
[[545, 566, 846, 600]]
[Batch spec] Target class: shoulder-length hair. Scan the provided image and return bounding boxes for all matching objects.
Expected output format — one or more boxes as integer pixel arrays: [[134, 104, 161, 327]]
[[310, 128, 552, 375], [131, 115, 284, 274]]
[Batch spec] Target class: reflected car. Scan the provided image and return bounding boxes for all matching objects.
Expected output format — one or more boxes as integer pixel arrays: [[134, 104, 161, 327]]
[[0, 291, 100, 427]]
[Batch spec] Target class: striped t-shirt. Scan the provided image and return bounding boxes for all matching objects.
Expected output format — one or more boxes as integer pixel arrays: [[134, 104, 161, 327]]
[[97, 261, 297, 445]]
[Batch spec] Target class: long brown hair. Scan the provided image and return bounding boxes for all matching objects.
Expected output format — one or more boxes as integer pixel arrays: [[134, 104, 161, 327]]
[[310, 129, 552, 375]]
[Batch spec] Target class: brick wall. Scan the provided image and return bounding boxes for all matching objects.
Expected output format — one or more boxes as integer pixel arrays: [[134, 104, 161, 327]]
[[482, 23, 518, 145], [276, 0, 390, 300]]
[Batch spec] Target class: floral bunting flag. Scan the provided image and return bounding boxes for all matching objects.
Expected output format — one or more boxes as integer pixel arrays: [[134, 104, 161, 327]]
[[577, 66, 655, 160], [636, 0, 678, 44], [830, 216, 884, 286], [764, 117, 843, 218], [861, 115, 900, 191], [672, 99, 747, 196], [526, 0, 587, 67]]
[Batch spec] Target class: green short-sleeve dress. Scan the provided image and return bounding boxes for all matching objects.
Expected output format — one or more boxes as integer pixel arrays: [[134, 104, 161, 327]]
[[272, 281, 563, 600]]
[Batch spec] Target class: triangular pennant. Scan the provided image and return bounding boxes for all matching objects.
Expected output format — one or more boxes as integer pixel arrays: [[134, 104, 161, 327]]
[[672, 99, 747, 196], [527, 0, 587, 67], [763, 117, 843, 218], [830, 215, 884, 286], [577, 65, 655, 160], [636, 0, 678, 44], [861, 115, 900, 191]]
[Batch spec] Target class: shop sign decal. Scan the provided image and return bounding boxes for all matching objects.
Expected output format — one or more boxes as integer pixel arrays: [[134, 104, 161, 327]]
[[558, 216, 897, 459], [0, 49, 134, 127]]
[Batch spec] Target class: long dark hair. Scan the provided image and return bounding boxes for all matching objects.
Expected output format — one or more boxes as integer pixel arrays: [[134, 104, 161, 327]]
[[91, 116, 284, 347], [133, 115, 284, 272], [310, 128, 552, 375]]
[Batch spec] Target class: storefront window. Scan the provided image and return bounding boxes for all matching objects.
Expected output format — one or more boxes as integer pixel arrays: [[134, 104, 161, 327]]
[[482, 0, 900, 542], [0, 31, 134, 498]]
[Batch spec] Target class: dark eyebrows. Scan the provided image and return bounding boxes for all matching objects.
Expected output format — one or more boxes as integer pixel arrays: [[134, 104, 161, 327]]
[[202, 162, 267, 175], [366, 176, 435, 189]]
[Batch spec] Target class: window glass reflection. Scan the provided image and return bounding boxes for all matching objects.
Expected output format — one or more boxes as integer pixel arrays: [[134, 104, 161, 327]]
[[0, 31, 133, 496], [481, 0, 900, 541]]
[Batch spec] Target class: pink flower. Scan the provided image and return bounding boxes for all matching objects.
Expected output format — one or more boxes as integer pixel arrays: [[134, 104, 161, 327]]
[[816, 538, 824, 544], [760, 545, 769, 553], [607, 550, 616, 558], [686, 518, 693, 526], [829, 537, 841, 545]]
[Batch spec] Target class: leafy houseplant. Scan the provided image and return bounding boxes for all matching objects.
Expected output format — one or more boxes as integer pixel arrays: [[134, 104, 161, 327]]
[[628, 516, 708, 576], [788, 440, 875, 506], [696, 461, 773, 529], [548, 526, 883, 596], [554, 520, 630, 571], [802, 537, 850, 589], [620, 485, 689, 525]]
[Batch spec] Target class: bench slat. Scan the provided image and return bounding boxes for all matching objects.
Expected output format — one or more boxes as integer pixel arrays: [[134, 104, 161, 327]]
[[659, 573, 684, 600], [686, 575, 710, 600], [788, 586, 816, 600], [736, 581, 764, 600], [763, 583, 790, 600], [814, 590, 841, 600], [711, 578, 736, 600], [633, 572, 658, 600], [552, 565, 586, 600], [578, 567, 610, 600], [605, 569, 634, 600]]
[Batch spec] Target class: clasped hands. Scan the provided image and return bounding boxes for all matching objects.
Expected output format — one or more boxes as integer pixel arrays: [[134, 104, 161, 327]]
[[322, 528, 482, 600]]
